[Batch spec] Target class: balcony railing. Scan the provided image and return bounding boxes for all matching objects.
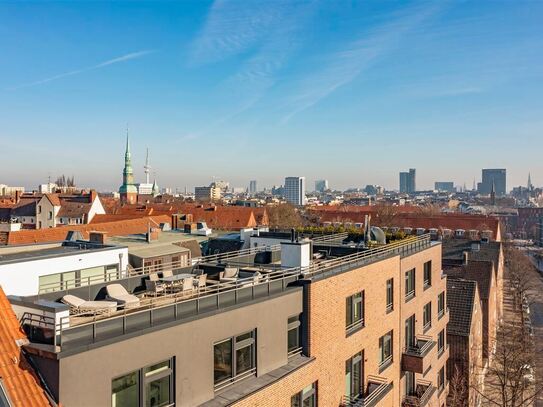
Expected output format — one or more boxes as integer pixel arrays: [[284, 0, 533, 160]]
[[404, 335, 434, 357], [405, 289, 415, 301], [341, 376, 393, 407], [378, 354, 393, 371], [302, 234, 432, 279], [402, 379, 436, 407], [214, 367, 256, 392], [346, 318, 365, 334]]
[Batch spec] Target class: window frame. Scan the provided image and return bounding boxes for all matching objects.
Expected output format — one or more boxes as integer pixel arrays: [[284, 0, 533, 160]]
[[379, 331, 393, 372], [288, 315, 302, 357], [438, 366, 445, 393], [346, 291, 365, 334], [423, 261, 432, 289], [111, 357, 174, 407], [423, 302, 432, 332], [386, 278, 394, 313], [438, 291, 446, 319], [438, 329, 445, 356], [291, 382, 317, 407], [214, 330, 256, 391], [345, 352, 363, 401], [405, 269, 415, 301]]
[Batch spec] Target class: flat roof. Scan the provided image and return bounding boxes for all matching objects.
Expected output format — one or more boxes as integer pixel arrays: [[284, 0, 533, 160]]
[[128, 244, 189, 258], [0, 241, 123, 265]]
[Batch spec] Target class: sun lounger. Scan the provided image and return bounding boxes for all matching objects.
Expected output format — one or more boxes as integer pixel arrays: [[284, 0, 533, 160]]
[[105, 284, 141, 308], [61, 295, 117, 315]]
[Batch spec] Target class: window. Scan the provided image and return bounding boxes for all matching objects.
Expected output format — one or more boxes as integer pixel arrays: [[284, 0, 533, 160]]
[[111, 358, 174, 407], [48, 211, 53, 220], [438, 366, 445, 393], [438, 292, 445, 318], [386, 279, 394, 312], [346, 291, 364, 333], [288, 315, 302, 356], [405, 269, 415, 301], [345, 352, 363, 401], [291, 382, 317, 407], [423, 302, 432, 331], [405, 315, 415, 349], [423, 261, 432, 288], [405, 371, 415, 396], [38, 205, 42, 214], [438, 329, 445, 356], [379, 331, 393, 370], [214, 331, 256, 390]]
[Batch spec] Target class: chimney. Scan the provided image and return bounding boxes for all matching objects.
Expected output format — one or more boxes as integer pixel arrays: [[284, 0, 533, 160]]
[[89, 231, 108, 245], [147, 227, 160, 243], [462, 251, 469, 266], [89, 189, 97, 203], [14, 190, 21, 204]]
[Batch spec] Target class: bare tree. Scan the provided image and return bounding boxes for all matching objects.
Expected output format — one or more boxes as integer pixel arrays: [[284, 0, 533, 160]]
[[372, 205, 399, 227], [448, 365, 468, 407], [505, 245, 537, 315], [267, 204, 303, 229], [473, 321, 540, 407]]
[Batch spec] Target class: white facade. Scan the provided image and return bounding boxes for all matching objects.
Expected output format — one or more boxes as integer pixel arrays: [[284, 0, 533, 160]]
[[0, 184, 24, 196], [0, 244, 128, 296], [280, 241, 311, 269], [284, 176, 306, 206]]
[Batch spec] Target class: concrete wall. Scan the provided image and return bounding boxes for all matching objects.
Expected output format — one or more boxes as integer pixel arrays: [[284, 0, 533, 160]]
[[56, 289, 303, 407]]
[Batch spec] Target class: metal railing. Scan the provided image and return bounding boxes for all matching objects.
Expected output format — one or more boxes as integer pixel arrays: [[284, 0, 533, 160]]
[[404, 335, 434, 357], [287, 346, 303, 358], [378, 354, 393, 371], [213, 367, 256, 392], [342, 375, 393, 407], [346, 318, 365, 333], [51, 266, 301, 351], [302, 235, 432, 279], [403, 379, 435, 407]]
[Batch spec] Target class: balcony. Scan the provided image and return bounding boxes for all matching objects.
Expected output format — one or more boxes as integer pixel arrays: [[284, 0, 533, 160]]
[[402, 335, 435, 374], [341, 376, 393, 407], [402, 379, 436, 407]]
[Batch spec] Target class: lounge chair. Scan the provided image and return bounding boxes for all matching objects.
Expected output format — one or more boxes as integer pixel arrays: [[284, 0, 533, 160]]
[[181, 277, 195, 294], [61, 295, 117, 316], [162, 269, 174, 278], [197, 274, 207, 289], [145, 273, 165, 295], [105, 284, 140, 308], [219, 267, 239, 283]]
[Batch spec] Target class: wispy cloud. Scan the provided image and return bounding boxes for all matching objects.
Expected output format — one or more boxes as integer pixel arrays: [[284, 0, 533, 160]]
[[280, 2, 447, 122], [189, 0, 291, 66], [9, 50, 155, 90]]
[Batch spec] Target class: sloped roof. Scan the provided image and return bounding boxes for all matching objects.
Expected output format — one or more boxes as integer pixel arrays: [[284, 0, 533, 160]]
[[0, 286, 50, 406], [3, 215, 171, 245], [447, 278, 477, 337], [56, 202, 92, 218], [444, 260, 494, 299]]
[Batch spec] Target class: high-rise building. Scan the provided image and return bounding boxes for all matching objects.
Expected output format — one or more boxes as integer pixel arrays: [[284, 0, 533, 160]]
[[284, 177, 306, 206], [195, 185, 221, 202], [434, 182, 455, 192], [478, 169, 506, 196], [249, 180, 257, 195], [399, 169, 416, 193], [315, 179, 328, 193]]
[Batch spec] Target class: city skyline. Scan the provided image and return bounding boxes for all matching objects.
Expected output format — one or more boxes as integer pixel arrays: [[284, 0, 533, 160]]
[[1, 1, 543, 190]]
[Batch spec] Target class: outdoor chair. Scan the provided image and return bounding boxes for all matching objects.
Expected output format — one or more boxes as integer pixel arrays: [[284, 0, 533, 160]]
[[105, 284, 141, 308], [61, 295, 117, 316]]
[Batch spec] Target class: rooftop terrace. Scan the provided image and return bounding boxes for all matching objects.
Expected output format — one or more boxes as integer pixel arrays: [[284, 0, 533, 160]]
[[15, 233, 435, 355]]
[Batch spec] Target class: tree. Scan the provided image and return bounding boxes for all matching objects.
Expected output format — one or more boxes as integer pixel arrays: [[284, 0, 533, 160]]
[[267, 204, 303, 229], [372, 205, 399, 227], [448, 365, 468, 407]]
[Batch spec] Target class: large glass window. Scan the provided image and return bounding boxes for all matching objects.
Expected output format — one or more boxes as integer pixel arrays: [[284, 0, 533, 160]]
[[379, 331, 393, 369], [112, 359, 174, 407], [386, 279, 394, 312], [112, 371, 139, 407], [288, 315, 302, 356], [405, 315, 415, 349], [438, 366, 445, 392], [214, 331, 256, 390], [405, 269, 415, 301], [423, 261, 432, 288], [423, 302, 432, 331], [346, 291, 364, 332], [80, 266, 106, 285], [345, 352, 363, 400], [291, 382, 317, 407]]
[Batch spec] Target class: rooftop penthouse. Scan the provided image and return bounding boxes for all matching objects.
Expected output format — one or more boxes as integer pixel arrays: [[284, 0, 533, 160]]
[[10, 232, 446, 406]]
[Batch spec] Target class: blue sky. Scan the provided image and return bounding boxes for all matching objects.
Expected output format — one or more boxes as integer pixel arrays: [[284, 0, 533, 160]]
[[1, 0, 542, 192]]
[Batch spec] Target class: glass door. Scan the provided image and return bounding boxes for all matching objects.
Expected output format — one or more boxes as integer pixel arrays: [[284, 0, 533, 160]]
[[405, 315, 415, 349]]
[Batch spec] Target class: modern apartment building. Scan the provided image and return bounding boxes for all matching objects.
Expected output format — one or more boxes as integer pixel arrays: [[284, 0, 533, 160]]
[[195, 186, 222, 202], [9, 231, 449, 406], [249, 180, 257, 195], [284, 177, 306, 206]]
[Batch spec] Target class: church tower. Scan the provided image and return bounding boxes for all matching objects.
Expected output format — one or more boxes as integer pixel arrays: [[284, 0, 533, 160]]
[[119, 130, 138, 204]]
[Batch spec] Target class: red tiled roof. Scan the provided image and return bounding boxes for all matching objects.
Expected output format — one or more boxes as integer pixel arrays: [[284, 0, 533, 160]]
[[3, 215, 171, 245], [0, 287, 50, 407]]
